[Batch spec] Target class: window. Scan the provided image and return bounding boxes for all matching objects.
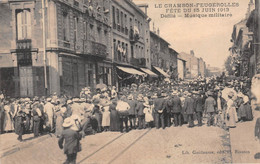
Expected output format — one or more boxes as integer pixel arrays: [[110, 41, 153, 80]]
[[116, 9, 119, 24], [62, 12, 69, 41], [83, 21, 87, 40], [16, 9, 31, 40], [97, 27, 101, 43], [121, 11, 123, 27], [73, 16, 78, 42], [112, 6, 116, 28]]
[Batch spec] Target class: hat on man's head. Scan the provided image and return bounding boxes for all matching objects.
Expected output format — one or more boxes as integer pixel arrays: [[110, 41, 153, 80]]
[[46, 98, 52, 102], [157, 91, 162, 97], [62, 118, 73, 128], [127, 94, 134, 100], [67, 100, 73, 104], [228, 91, 234, 98]]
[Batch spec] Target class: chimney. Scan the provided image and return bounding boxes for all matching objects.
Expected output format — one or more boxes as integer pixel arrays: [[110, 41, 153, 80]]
[[157, 28, 160, 36], [190, 50, 194, 56]]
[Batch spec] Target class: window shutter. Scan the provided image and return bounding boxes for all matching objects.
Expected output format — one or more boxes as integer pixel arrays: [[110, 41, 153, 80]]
[[25, 10, 31, 39], [17, 12, 23, 40]]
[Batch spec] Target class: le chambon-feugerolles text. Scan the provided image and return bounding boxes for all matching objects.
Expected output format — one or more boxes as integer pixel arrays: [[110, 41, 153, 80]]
[[154, 2, 240, 18]]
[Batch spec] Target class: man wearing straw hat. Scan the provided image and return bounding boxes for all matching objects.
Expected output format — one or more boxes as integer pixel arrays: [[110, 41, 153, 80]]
[[58, 117, 82, 164], [44, 97, 55, 132]]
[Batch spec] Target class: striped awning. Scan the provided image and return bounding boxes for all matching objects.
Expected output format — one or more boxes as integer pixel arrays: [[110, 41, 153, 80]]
[[117, 66, 145, 76], [140, 68, 158, 77], [153, 66, 170, 78]]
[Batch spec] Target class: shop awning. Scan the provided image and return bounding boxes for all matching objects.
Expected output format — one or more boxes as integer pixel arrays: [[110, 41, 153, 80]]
[[140, 68, 158, 77], [117, 66, 145, 76], [153, 66, 170, 78]]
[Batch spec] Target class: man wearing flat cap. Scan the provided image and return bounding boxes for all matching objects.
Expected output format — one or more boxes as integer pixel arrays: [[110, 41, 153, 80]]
[[204, 91, 217, 126], [171, 91, 183, 127], [183, 92, 195, 128]]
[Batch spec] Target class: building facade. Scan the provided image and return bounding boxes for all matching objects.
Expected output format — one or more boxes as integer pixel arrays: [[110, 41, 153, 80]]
[[177, 58, 186, 80], [111, 0, 151, 87], [178, 51, 200, 79], [247, 0, 260, 77], [0, 0, 112, 97]]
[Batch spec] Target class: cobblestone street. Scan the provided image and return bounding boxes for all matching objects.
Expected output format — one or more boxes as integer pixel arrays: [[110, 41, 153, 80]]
[[1, 121, 233, 164]]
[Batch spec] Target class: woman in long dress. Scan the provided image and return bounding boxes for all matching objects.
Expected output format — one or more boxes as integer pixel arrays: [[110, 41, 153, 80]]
[[101, 99, 111, 132], [109, 100, 120, 131], [143, 97, 154, 128], [4, 101, 13, 132], [226, 92, 237, 128], [55, 105, 66, 137]]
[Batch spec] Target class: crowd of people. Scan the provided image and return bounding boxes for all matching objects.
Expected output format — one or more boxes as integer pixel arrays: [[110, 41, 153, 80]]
[[0, 75, 256, 142]]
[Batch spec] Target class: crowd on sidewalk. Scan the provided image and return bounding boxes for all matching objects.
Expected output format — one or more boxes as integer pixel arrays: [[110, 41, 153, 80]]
[[0, 74, 256, 142]]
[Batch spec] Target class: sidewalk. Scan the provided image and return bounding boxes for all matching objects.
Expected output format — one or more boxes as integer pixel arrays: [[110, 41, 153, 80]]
[[0, 132, 51, 158], [229, 110, 260, 163]]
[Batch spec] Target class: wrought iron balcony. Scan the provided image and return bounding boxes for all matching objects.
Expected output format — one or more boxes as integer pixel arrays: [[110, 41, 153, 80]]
[[16, 39, 32, 50]]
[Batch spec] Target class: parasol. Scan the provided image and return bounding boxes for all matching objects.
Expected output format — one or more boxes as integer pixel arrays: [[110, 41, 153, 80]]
[[96, 83, 107, 89], [221, 87, 237, 101]]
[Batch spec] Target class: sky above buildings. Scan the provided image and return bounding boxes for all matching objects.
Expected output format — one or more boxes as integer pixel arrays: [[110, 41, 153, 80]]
[[133, 0, 251, 69]]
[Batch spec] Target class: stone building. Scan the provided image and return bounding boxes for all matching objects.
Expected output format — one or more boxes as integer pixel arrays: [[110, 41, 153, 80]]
[[177, 58, 186, 80], [230, 0, 255, 77], [198, 57, 206, 77], [178, 50, 199, 79], [0, 0, 112, 97], [111, 0, 151, 87], [247, 0, 260, 77], [150, 31, 171, 78]]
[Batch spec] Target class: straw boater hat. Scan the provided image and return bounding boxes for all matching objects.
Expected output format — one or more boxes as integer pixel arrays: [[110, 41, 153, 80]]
[[172, 90, 178, 95], [137, 94, 143, 101], [228, 91, 234, 98], [62, 118, 73, 128], [66, 100, 73, 104], [46, 97, 52, 102], [127, 94, 134, 100], [92, 98, 100, 105]]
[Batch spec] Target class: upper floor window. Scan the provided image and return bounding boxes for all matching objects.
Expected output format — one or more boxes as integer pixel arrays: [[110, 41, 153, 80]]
[[16, 9, 31, 40], [73, 16, 78, 42], [62, 12, 69, 41]]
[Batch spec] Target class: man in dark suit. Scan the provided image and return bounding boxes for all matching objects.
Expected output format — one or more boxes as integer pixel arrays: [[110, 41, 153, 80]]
[[154, 91, 166, 129], [194, 91, 204, 126], [171, 91, 182, 127], [127, 94, 137, 129], [204, 91, 216, 126], [184, 92, 195, 128], [59, 117, 82, 164]]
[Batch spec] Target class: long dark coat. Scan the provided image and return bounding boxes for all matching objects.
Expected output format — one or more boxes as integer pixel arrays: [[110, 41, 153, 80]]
[[183, 97, 195, 115], [172, 96, 182, 113], [58, 128, 82, 155], [109, 103, 120, 131]]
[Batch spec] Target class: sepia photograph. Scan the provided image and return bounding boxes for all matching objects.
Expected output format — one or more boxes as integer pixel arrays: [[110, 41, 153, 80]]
[[0, 0, 260, 163]]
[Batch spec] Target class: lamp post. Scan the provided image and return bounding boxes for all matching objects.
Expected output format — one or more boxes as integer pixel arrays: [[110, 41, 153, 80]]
[[42, 0, 48, 96]]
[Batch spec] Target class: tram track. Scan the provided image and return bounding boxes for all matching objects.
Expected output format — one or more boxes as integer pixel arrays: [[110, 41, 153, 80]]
[[77, 128, 152, 164]]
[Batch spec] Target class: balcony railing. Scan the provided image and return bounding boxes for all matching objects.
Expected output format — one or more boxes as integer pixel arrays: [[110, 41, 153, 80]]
[[16, 39, 32, 49], [130, 57, 146, 67], [84, 40, 107, 57], [117, 24, 120, 32]]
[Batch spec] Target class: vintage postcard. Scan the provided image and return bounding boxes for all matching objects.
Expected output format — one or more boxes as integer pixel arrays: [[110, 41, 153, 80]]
[[0, 0, 259, 163]]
